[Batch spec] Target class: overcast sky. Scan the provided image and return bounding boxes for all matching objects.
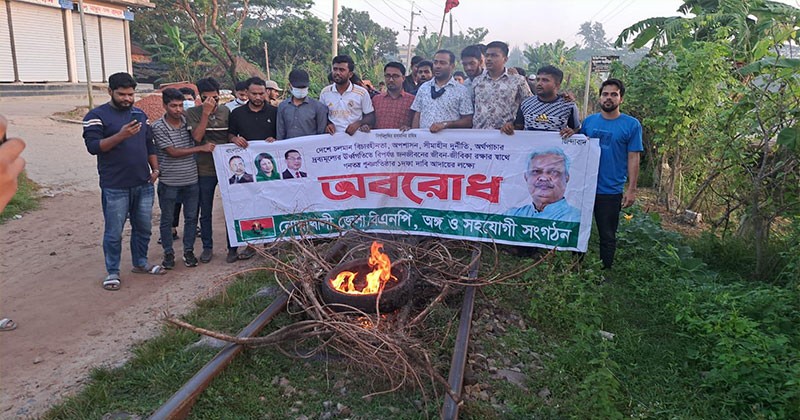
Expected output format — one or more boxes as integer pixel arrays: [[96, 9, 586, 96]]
[[309, 0, 800, 49]]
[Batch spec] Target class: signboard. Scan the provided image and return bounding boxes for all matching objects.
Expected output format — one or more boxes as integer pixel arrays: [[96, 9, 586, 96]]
[[15, 0, 72, 9], [80, 2, 129, 20], [591, 55, 619, 73], [213, 130, 600, 252]]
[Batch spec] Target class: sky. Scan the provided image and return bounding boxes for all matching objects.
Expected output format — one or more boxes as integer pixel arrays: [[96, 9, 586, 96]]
[[307, 0, 690, 49]]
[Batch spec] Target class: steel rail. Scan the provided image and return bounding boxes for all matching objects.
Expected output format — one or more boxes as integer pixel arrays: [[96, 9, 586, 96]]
[[441, 249, 480, 420]]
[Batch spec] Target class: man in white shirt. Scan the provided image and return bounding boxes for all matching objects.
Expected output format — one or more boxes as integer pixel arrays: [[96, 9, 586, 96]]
[[319, 55, 375, 136]]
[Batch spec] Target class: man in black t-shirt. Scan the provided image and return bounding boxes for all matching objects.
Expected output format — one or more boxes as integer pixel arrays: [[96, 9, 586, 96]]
[[501, 65, 580, 138], [228, 77, 278, 142]]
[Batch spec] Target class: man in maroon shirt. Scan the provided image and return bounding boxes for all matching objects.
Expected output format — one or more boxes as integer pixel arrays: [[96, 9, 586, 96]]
[[372, 62, 415, 130]]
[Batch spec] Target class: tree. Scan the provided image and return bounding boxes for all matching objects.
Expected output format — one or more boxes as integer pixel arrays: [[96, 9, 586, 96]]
[[522, 40, 578, 71], [241, 14, 330, 71], [578, 21, 610, 50], [131, 0, 312, 84], [338, 7, 398, 61], [414, 27, 488, 59]]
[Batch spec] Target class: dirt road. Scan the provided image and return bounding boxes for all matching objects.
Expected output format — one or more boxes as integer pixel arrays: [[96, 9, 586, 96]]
[[0, 95, 258, 417]]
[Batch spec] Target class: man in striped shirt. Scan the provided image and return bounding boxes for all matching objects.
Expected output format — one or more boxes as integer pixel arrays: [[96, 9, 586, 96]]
[[153, 88, 215, 269], [501, 65, 580, 138]]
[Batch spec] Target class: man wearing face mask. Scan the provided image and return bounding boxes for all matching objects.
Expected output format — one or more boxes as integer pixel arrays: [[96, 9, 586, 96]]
[[276, 69, 329, 140], [225, 81, 249, 112]]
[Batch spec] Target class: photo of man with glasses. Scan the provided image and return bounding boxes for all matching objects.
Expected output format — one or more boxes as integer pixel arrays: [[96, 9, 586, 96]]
[[282, 149, 307, 179]]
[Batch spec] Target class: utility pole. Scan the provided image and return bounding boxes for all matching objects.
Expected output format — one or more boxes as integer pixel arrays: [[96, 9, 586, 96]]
[[403, 2, 420, 66], [449, 13, 453, 38], [77, 0, 93, 108], [332, 0, 339, 57]]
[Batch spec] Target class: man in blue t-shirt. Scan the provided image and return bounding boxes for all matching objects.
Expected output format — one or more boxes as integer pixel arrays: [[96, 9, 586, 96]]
[[83, 72, 166, 291], [580, 78, 643, 271]]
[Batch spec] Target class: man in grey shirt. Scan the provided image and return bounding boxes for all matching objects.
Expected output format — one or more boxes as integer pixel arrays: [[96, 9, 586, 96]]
[[276, 69, 328, 140]]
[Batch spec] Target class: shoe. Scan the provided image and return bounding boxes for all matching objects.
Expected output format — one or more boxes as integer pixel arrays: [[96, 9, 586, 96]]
[[200, 249, 213, 263], [162, 252, 176, 270], [238, 246, 256, 260], [226, 249, 239, 263], [171, 228, 179, 240], [183, 251, 198, 267]]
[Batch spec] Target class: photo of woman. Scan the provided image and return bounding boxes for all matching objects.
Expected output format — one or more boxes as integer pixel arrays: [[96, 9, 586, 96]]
[[255, 153, 281, 182]]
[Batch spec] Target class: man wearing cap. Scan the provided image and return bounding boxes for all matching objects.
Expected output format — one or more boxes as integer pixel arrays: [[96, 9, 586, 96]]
[[277, 69, 329, 140], [265, 80, 282, 107]]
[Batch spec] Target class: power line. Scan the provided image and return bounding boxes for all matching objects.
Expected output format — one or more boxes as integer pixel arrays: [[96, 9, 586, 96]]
[[597, 0, 635, 24], [363, 0, 406, 26], [381, 0, 409, 21], [601, 0, 637, 24], [587, 0, 618, 23]]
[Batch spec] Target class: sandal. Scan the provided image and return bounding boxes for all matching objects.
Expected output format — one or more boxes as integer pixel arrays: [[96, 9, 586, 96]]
[[103, 274, 121, 291], [131, 264, 167, 275], [0, 318, 17, 331]]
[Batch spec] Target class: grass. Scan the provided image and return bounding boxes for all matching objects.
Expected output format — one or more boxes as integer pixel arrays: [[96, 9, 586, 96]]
[[0, 172, 39, 223], [42, 208, 800, 419]]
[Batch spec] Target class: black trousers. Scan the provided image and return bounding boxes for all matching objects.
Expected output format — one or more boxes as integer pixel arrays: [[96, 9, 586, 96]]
[[594, 194, 623, 269]]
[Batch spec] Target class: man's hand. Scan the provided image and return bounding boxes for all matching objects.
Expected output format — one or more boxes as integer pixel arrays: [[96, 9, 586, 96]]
[[0, 115, 26, 212], [429, 122, 447, 133], [500, 122, 515, 135], [622, 189, 637, 208], [231, 135, 249, 148], [399, 125, 411, 132], [119, 120, 141, 140], [201, 96, 216, 116], [561, 91, 576, 102], [358, 124, 370, 133], [559, 127, 575, 138], [345, 121, 363, 135], [325, 123, 336, 135], [266, 137, 276, 143], [507, 67, 519, 75], [149, 169, 160, 184], [199, 143, 215, 153]]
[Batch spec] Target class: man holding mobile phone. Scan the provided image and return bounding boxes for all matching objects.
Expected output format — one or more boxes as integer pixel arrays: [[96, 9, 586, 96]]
[[83, 72, 165, 291]]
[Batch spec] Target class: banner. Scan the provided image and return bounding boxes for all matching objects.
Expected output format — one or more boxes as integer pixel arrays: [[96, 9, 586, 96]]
[[213, 129, 600, 251]]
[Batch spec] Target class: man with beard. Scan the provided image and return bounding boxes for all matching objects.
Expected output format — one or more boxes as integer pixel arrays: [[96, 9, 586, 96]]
[[320, 55, 375, 136], [415, 60, 433, 86], [277, 69, 328, 140], [83, 72, 165, 291], [472, 41, 532, 129], [411, 50, 473, 132], [373, 62, 415, 129], [460, 45, 485, 89], [501, 65, 580, 138], [580, 79, 643, 273], [229, 77, 278, 143], [186, 77, 245, 264], [402, 55, 423, 94], [506, 148, 580, 222]]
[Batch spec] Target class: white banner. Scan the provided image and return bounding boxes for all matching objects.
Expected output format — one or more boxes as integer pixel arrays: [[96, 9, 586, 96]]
[[213, 129, 600, 251]]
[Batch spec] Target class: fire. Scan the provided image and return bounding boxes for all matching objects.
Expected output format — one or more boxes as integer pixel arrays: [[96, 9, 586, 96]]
[[330, 241, 396, 294]]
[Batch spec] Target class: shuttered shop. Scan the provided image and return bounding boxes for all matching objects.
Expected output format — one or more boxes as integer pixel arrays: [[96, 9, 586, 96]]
[[10, 1, 69, 82], [99, 17, 127, 78], [0, 4, 14, 81], [72, 12, 103, 82]]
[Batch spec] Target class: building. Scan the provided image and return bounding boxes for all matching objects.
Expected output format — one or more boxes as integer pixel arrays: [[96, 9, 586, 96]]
[[0, 0, 154, 83]]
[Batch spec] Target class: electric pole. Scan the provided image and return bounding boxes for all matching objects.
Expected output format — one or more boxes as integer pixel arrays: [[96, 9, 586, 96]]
[[403, 2, 420, 66], [332, 0, 339, 58]]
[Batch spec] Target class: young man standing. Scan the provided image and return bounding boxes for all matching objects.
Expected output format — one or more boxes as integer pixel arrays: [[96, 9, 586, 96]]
[[460, 44, 485, 94], [83, 72, 165, 291], [276, 69, 329, 140], [225, 81, 249, 112], [229, 77, 278, 143], [320, 55, 375, 136], [152, 88, 215, 269], [502, 65, 580, 138], [186, 77, 243, 264], [580, 79, 643, 273], [410, 49, 474, 132], [471, 41, 532, 129], [373, 62, 415, 129]]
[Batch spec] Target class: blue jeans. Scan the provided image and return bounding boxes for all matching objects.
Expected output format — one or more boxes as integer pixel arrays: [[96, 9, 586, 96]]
[[198, 175, 233, 251], [101, 183, 154, 275], [158, 182, 199, 254]]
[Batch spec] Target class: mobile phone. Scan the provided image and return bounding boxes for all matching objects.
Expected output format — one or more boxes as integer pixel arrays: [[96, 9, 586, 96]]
[[131, 110, 144, 125]]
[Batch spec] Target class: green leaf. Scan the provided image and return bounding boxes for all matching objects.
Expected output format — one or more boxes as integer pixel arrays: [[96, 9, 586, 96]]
[[777, 127, 800, 153]]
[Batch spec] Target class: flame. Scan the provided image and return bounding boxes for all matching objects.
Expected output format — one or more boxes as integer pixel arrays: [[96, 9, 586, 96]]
[[330, 241, 396, 295]]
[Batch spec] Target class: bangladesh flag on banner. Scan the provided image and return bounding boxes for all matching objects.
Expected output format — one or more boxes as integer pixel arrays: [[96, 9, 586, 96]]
[[444, 0, 459, 13], [237, 217, 276, 241]]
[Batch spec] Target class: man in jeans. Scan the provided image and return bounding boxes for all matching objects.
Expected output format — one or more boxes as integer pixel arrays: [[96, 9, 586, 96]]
[[580, 79, 642, 275], [83, 72, 165, 291], [186, 77, 255, 264], [152, 88, 215, 269]]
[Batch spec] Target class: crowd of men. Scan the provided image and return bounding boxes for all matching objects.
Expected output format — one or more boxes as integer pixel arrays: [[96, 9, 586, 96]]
[[82, 40, 642, 291]]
